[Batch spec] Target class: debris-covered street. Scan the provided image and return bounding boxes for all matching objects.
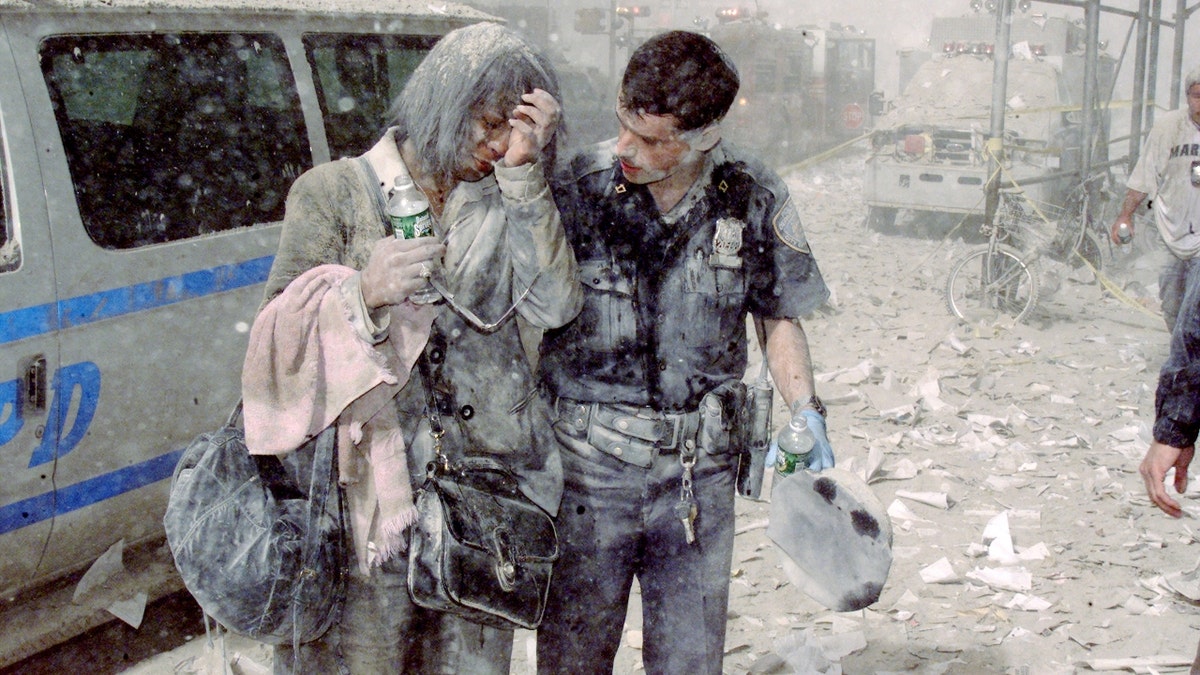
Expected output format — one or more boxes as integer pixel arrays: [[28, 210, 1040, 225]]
[[120, 148, 1200, 674], [709, 150, 1197, 674]]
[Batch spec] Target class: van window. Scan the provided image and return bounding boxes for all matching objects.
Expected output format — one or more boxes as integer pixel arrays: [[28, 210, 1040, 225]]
[[304, 34, 437, 159], [41, 33, 310, 249]]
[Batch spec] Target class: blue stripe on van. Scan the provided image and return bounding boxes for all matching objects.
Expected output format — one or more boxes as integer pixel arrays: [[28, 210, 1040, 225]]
[[0, 449, 184, 535], [0, 255, 274, 345]]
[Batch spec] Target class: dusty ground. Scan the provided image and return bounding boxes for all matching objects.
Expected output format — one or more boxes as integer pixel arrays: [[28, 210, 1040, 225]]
[[126, 148, 1200, 674]]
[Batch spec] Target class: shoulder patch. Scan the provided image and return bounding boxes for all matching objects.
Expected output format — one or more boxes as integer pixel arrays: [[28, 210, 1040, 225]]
[[772, 196, 811, 253]]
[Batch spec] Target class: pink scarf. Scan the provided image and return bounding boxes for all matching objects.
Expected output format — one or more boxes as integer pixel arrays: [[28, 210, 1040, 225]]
[[242, 265, 434, 570]]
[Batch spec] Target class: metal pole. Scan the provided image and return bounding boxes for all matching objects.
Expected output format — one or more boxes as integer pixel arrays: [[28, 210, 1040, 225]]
[[608, 0, 617, 83], [1130, 0, 1150, 168], [985, 0, 1014, 225], [1082, 0, 1100, 177], [1147, 0, 1162, 128], [1170, 0, 1188, 110]]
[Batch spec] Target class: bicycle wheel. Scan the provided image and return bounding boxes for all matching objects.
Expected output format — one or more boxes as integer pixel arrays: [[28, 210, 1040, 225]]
[[1071, 227, 1105, 271], [946, 244, 1041, 323]]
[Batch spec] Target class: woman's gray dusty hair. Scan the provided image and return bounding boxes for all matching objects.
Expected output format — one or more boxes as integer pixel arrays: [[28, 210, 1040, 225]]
[[388, 22, 561, 187]]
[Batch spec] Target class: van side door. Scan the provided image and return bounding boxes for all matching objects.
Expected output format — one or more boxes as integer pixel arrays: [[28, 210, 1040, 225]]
[[0, 21, 64, 585], [1, 21, 308, 591]]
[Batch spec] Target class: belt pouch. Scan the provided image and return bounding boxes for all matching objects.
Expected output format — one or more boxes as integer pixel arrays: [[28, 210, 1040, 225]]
[[586, 420, 655, 467], [736, 380, 773, 499]]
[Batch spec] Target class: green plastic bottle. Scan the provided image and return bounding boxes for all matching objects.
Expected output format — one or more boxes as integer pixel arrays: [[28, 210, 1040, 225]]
[[774, 414, 814, 477]]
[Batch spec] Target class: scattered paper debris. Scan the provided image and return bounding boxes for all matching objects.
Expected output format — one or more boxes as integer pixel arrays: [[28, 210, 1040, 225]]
[[920, 557, 958, 584], [814, 630, 867, 660], [888, 499, 931, 523], [966, 566, 1033, 592], [982, 512, 1016, 563], [1079, 655, 1194, 671], [1005, 593, 1052, 612], [74, 539, 126, 602], [896, 490, 950, 509], [1163, 558, 1200, 602], [107, 591, 147, 628]]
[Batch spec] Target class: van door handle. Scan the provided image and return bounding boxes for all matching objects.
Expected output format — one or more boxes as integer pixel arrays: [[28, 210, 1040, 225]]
[[23, 356, 47, 413]]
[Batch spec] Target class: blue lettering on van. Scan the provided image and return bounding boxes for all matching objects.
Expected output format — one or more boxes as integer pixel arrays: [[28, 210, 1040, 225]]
[[0, 255, 273, 345], [0, 379, 18, 446], [26, 361, 102, 468], [0, 363, 102, 462], [0, 255, 273, 534]]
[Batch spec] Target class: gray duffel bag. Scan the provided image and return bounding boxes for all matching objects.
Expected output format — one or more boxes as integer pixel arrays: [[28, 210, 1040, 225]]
[[163, 404, 345, 646]]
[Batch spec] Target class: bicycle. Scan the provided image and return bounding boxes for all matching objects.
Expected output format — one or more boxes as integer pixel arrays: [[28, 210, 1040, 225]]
[[944, 172, 1113, 323]]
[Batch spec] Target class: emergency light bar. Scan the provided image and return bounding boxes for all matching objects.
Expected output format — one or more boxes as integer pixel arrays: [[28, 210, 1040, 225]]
[[616, 5, 650, 17], [970, 0, 1033, 12], [715, 6, 750, 22], [942, 41, 1041, 57]]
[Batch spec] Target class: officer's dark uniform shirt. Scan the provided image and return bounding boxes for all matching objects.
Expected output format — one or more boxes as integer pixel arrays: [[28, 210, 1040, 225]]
[[541, 140, 830, 412]]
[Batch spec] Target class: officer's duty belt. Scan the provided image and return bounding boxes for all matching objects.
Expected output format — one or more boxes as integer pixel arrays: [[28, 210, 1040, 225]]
[[554, 397, 699, 467]]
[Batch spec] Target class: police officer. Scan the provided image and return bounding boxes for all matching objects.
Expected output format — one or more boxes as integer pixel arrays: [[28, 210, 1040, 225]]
[[536, 31, 833, 675]]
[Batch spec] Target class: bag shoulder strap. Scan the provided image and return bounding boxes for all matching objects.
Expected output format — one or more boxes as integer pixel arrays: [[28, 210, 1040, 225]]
[[354, 156, 393, 237]]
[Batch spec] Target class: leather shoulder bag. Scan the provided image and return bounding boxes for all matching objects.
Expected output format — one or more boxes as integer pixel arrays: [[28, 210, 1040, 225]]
[[406, 356, 558, 630]]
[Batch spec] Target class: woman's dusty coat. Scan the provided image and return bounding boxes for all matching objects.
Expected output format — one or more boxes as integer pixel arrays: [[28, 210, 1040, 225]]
[[263, 130, 581, 521]]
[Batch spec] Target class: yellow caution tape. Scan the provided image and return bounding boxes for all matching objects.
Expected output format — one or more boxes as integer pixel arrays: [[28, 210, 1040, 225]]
[[778, 132, 873, 173], [982, 145, 1164, 322]]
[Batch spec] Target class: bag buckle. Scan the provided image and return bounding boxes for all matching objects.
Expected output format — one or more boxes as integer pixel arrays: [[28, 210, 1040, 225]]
[[490, 527, 517, 592]]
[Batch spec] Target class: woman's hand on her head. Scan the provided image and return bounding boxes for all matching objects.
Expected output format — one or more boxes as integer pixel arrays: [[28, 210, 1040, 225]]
[[360, 236, 445, 309], [504, 88, 560, 167]]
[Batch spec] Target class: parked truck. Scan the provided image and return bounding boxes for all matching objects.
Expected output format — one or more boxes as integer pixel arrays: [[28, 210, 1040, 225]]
[[863, 14, 1114, 233]]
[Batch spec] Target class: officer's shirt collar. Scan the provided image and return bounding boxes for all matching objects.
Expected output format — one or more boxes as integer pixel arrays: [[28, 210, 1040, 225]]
[[659, 145, 721, 225]]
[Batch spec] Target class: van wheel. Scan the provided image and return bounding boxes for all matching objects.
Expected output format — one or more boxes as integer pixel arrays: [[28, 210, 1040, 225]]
[[865, 206, 898, 233]]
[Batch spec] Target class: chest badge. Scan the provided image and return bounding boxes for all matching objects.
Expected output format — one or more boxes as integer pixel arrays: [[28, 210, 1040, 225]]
[[709, 217, 745, 269]]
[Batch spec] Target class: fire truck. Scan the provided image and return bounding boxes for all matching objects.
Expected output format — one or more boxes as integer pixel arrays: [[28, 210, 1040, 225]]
[[863, 14, 1115, 232], [708, 14, 876, 166]]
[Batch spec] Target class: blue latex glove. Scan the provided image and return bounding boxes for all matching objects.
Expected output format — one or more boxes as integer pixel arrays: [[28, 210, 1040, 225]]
[[800, 409, 835, 471], [765, 409, 835, 472]]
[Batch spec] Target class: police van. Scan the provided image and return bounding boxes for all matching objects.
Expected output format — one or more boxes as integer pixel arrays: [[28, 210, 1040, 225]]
[[0, 0, 490, 664]]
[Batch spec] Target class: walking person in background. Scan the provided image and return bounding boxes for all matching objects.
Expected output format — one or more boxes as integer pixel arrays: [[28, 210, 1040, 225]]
[[1111, 66, 1200, 332], [240, 22, 580, 673], [536, 30, 833, 674]]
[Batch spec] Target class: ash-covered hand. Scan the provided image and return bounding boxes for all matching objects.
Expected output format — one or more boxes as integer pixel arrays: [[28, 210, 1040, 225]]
[[504, 88, 560, 167], [1110, 216, 1134, 245], [1141, 439, 1195, 518], [360, 236, 445, 309]]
